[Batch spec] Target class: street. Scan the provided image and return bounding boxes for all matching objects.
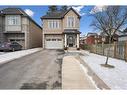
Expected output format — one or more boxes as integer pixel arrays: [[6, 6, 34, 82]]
[[0, 49, 64, 89]]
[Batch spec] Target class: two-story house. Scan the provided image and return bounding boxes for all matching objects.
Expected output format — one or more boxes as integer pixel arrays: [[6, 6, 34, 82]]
[[0, 8, 42, 49], [41, 8, 81, 49]]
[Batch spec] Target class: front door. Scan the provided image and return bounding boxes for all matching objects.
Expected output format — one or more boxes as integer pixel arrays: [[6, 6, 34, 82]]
[[68, 36, 74, 47]]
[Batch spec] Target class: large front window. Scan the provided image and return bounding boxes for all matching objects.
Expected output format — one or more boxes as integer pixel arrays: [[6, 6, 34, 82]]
[[7, 16, 20, 25], [48, 20, 60, 29], [5, 15, 21, 32], [67, 16, 75, 28]]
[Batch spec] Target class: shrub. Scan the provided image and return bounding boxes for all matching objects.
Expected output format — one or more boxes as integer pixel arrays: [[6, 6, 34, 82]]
[[80, 44, 91, 50]]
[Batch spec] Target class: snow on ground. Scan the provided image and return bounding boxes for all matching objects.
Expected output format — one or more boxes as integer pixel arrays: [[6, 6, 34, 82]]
[[0, 52, 6, 55], [81, 50, 127, 89], [0, 48, 42, 65]]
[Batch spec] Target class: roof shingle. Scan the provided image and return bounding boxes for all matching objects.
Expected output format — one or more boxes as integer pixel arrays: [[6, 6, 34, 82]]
[[41, 8, 81, 19]]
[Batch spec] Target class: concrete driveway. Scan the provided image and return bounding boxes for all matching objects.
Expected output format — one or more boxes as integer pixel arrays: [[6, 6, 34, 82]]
[[0, 49, 64, 89]]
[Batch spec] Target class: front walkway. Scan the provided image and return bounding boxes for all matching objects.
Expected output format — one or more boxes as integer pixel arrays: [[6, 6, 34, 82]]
[[62, 56, 97, 89]]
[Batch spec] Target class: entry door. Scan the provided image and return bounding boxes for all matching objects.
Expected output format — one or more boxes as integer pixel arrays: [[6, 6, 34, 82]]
[[68, 36, 74, 47]]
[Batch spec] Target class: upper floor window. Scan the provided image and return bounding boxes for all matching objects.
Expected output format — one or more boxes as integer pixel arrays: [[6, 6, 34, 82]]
[[67, 16, 75, 28], [48, 20, 60, 29], [7, 16, 20, 25]]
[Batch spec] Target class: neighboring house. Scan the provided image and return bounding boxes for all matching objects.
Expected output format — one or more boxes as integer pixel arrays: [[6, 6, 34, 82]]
[[118, 35, 127, 41], [85, 33, 102, 45], [41, 8, 81, 49], [118, 28, 127, 42], [80, 36, 86, 44], [0, 8, 42, 49], [100, 31, 119, 44]]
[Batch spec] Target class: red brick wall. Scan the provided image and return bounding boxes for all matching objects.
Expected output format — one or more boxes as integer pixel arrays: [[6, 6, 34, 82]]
[[86, 36, 95, 45]]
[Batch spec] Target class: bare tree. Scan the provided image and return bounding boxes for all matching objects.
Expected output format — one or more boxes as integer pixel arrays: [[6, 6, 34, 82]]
[[91, 6, 127, 65]]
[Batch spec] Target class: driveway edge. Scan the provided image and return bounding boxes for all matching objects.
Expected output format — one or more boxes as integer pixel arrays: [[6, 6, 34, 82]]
[[0, 48, 43, 67]]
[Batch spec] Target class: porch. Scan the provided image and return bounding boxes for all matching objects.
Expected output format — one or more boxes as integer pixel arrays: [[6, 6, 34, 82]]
[[63, 29, 80, 49]]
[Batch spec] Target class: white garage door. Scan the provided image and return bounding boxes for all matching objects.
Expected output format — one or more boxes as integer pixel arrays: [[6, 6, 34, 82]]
[[45, 38, 63, 49]]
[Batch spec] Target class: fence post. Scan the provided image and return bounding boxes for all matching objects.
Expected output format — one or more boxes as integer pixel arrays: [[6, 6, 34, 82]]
[[95, 44, 97, 54], [125, 41, 127, 61], [102, 42, 104, 55], [114, 42, 117, 58]]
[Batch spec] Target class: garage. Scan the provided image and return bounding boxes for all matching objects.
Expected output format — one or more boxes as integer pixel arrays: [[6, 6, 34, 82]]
[[9, 39, 25, 49], [45, 35, 63, 49]]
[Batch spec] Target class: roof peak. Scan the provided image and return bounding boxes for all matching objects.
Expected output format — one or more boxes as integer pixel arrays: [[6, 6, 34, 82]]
[[42, 7, 81, 19]]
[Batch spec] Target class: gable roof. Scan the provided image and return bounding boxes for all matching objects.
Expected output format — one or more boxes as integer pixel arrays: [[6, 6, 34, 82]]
[[0, 8, 42, 29], [41, 7, 81, 19], [0, 8, 28, 16], [42, 11, 64, 19]]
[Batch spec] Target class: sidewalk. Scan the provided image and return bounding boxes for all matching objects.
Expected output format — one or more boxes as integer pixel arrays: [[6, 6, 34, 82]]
[[62, 56, 97, 89], [0, 48, 42, 65]]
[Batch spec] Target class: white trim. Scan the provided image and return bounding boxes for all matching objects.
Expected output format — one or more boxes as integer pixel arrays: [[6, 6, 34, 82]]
[[67, 16, 75, 28], [48, 20, 60, 29]]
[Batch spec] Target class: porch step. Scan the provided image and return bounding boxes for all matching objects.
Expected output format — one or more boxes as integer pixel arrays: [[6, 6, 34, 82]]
[[68, 47, 77, 50]]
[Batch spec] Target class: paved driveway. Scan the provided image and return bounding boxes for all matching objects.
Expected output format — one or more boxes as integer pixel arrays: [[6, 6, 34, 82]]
[[0, 49, 64, 89]]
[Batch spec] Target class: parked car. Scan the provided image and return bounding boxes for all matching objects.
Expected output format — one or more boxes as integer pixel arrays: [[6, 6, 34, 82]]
[[0, 42, 22, 52]]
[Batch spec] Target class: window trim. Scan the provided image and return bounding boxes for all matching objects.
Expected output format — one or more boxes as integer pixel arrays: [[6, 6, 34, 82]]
[[6, 15, 21, 25], [48, 20, 60, 29], [67, 16, 75, 28]]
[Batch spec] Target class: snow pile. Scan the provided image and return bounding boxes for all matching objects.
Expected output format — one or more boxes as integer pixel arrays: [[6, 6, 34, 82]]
[[0, 52, 5, 55], [81, 51, 127, 89], [0, 48, 42, 65]]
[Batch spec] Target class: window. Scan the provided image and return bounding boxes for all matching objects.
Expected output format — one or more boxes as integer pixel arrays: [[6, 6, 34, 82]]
[[46, 39, 51, 41], [57, 39, 62, 41], [48, 20, 60, 29], [7, 16, 20, 25], [67, 17, 75, 28], [52, 39, 56, 41]]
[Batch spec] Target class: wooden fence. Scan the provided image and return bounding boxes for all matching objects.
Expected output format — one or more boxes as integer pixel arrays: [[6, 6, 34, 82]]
[[89, 41, 127, 61]]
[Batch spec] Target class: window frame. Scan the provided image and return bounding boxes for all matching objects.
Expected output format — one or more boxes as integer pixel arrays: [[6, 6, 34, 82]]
[[48, 20, 60, 29], [67, 16, 75, 28], [7, 15, 20, 25]]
